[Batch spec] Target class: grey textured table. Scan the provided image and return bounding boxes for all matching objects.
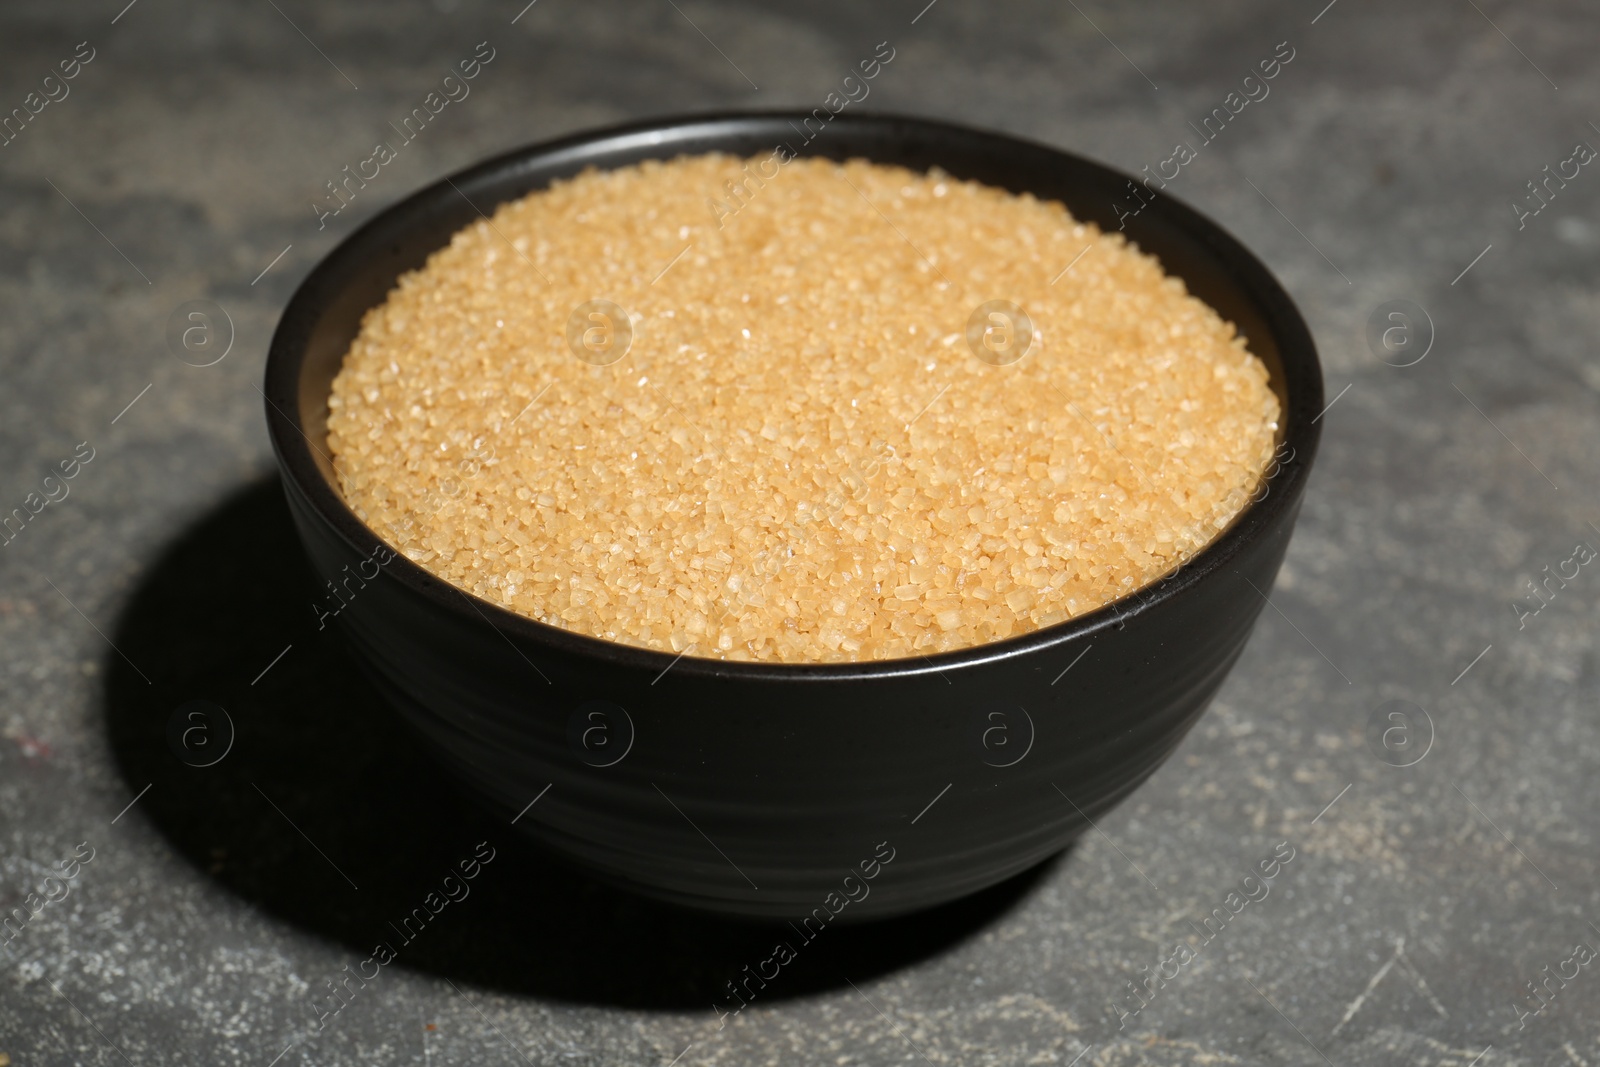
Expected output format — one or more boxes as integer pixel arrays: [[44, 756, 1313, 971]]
[[3, 0, 1597, 1063]]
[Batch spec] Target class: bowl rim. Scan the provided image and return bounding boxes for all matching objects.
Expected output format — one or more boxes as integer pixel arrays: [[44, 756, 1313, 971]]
[[264, 109, 1323, 683]]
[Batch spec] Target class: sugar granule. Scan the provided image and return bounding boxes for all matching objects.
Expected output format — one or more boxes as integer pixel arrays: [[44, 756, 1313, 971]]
[[327, 154, 1280, 662]]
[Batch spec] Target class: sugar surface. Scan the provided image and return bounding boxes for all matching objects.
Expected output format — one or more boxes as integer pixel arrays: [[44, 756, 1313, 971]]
[[327, 154, 1280, 662]]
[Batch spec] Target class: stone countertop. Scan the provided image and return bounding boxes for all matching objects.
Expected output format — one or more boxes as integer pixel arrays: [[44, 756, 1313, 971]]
[[3, 0, 1598, 1064]]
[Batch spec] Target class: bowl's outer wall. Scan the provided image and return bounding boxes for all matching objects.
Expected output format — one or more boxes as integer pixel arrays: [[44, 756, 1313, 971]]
[[267, 114, 1322, 919]]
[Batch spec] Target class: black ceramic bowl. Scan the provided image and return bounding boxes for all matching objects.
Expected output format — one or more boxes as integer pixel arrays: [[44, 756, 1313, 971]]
[[264, 112, 1321, 920]]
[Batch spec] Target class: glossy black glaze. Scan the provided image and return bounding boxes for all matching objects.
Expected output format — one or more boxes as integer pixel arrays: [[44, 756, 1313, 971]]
[[264, 113, 1322, 920]]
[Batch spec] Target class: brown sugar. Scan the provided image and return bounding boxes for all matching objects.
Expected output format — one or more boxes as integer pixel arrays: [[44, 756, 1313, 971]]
[[326, 154, 1280, 662]]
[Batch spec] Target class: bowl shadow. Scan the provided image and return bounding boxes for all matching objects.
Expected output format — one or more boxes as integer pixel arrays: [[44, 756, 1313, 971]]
[[103, 477, 1065, 1009]]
